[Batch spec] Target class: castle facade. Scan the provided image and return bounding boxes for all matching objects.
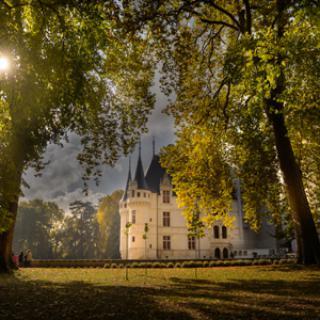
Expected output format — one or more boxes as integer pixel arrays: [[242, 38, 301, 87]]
[[119, 148, 278, 260]]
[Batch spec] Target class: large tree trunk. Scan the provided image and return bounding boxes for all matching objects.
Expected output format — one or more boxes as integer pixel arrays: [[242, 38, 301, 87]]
[[0, 201, 19, 272], [266, 95, 320, 265], [0, 154, 23, 273], [263, 0, 320, 265]]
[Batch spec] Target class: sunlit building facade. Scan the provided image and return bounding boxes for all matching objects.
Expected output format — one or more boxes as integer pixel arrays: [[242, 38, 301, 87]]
[[119, 146, 277, 260]]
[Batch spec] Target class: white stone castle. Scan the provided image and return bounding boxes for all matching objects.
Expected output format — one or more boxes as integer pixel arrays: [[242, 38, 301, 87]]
[[119, 144, 278, 260]]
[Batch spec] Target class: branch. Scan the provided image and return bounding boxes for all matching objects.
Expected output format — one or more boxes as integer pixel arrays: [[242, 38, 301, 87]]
[[206, 0, 242, 30], [222, 82, 230, 130], [192, 9, 239, 31], [243, 0, 252, 34]]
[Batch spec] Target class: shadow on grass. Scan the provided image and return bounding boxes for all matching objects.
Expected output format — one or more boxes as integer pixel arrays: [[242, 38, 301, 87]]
[[0, 269, 319, 320], [168, 272, 320, 320]]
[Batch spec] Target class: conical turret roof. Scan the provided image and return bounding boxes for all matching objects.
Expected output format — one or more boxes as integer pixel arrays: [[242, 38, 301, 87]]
[[145, 154, 166, 194], [132, 141, 148, 190], [121, 158, 132, 201]]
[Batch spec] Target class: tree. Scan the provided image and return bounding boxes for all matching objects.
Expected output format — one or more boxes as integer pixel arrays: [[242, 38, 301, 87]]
[[0, 1, 155, 271], [124, 221, 132, 281], [13, 199, 64, 258], [127, 1, 320, 264], [96, 190, 123, 259], [58, 201, 98, 259]]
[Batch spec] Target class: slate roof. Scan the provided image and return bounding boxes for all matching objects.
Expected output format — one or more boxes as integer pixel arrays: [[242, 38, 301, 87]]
[[133, 154, 149, 190], [121, 163, 132, 201], [145, 154, 166, 194]]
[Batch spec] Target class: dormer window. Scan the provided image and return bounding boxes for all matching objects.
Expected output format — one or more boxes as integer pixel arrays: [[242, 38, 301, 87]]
[[137, 192, 141, 197], [131, 190, 135, 197], [163, 190, 170, 203]]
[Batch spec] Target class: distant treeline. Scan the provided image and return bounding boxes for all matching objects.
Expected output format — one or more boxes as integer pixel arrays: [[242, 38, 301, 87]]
[[13, 190, 123, 259]]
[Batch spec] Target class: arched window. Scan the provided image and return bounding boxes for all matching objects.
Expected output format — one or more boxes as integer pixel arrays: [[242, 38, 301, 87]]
[[222, 226, 227, 239], [223, 248, 228, 259], [214, 248, 221, 259], [214, 226, 220, 239]]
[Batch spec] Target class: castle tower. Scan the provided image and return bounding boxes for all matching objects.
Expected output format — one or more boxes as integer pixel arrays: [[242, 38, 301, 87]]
[[119, 139, 278, 260], [119, 140, 153, 259]]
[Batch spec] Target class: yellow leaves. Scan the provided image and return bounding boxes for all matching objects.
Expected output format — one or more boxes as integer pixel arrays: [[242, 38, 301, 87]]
[[161, 123, 233, 230]]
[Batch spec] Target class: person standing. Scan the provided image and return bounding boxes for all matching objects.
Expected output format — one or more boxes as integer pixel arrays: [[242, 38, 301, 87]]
[[11, 252, 19, 268], [18, 251, 24, 267], [25, 250, 32, 267]]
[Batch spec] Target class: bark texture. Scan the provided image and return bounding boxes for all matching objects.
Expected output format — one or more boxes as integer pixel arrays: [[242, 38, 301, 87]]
[[266, 96, 320, 264]]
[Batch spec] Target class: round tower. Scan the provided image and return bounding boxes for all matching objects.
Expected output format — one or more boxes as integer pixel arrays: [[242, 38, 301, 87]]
[[119, 141, 153, 259]]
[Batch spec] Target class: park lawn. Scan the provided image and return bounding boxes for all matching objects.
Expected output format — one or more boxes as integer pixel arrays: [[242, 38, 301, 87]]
[[0, 265, 319, 320]]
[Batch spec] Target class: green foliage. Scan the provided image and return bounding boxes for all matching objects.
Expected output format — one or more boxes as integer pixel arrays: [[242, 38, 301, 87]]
[[13, 199, 64, 258], [96, 190, 123, 259], [0, 1, 155, 233], [56, 201, 98, 259], [130, 1, 320, 238]]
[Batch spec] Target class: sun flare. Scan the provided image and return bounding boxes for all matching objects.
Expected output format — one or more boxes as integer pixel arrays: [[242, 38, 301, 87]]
[[0, 56, 10, 71]]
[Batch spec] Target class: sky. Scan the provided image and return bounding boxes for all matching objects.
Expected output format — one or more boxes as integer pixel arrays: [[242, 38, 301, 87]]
[[21, 75, 176, 211]]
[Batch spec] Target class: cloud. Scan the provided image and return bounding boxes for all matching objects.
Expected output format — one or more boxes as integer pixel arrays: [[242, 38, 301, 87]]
[[22, 73, 176, 211]]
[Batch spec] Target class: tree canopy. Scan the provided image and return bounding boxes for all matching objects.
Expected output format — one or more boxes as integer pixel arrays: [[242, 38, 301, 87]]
[[0, 0, 155, 271], [126, 0, 320, 264], [96, 190, 123, 259]]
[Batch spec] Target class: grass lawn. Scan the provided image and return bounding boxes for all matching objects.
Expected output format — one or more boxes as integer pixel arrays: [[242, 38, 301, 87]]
[[0, 265, 319, 320]]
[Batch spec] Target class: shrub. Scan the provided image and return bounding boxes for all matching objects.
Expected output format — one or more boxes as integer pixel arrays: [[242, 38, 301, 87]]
[[151, 262, 162, 268], [174, 262, 182, 268], [215, 260, 224, 266], [103, 263, 111, 268], [260, 259, 272, 265], [166, 262, 175, 268], [208, 261, 217, 267], [110, 263, 118, 268], [129, 262, 139, 268], [279, 259, 290, 265], [183, 261, 195, 268]]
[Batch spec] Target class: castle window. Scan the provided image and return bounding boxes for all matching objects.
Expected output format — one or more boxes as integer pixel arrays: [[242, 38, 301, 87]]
[[223, 248, 228, 259], [144, 192, 146, 197], [137, 192, 140, 197], [132, 190, 135, 197], [215, 248, 221, 259], [214, 226, 220, 239], [188, 236, 196, 250], [239, 250, 242, 256], [149, 218, 152, 222], [132, 236, 135, 242], [124, 203, 127, 208], [163, 190, 170, 203], [163, 211, 170, 227], [131, 210, 136, 224], [222, 226, 227, 239], [149, 244, 152, 249], [163, 236, 171, 250], [243, 250, 247, 256]]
